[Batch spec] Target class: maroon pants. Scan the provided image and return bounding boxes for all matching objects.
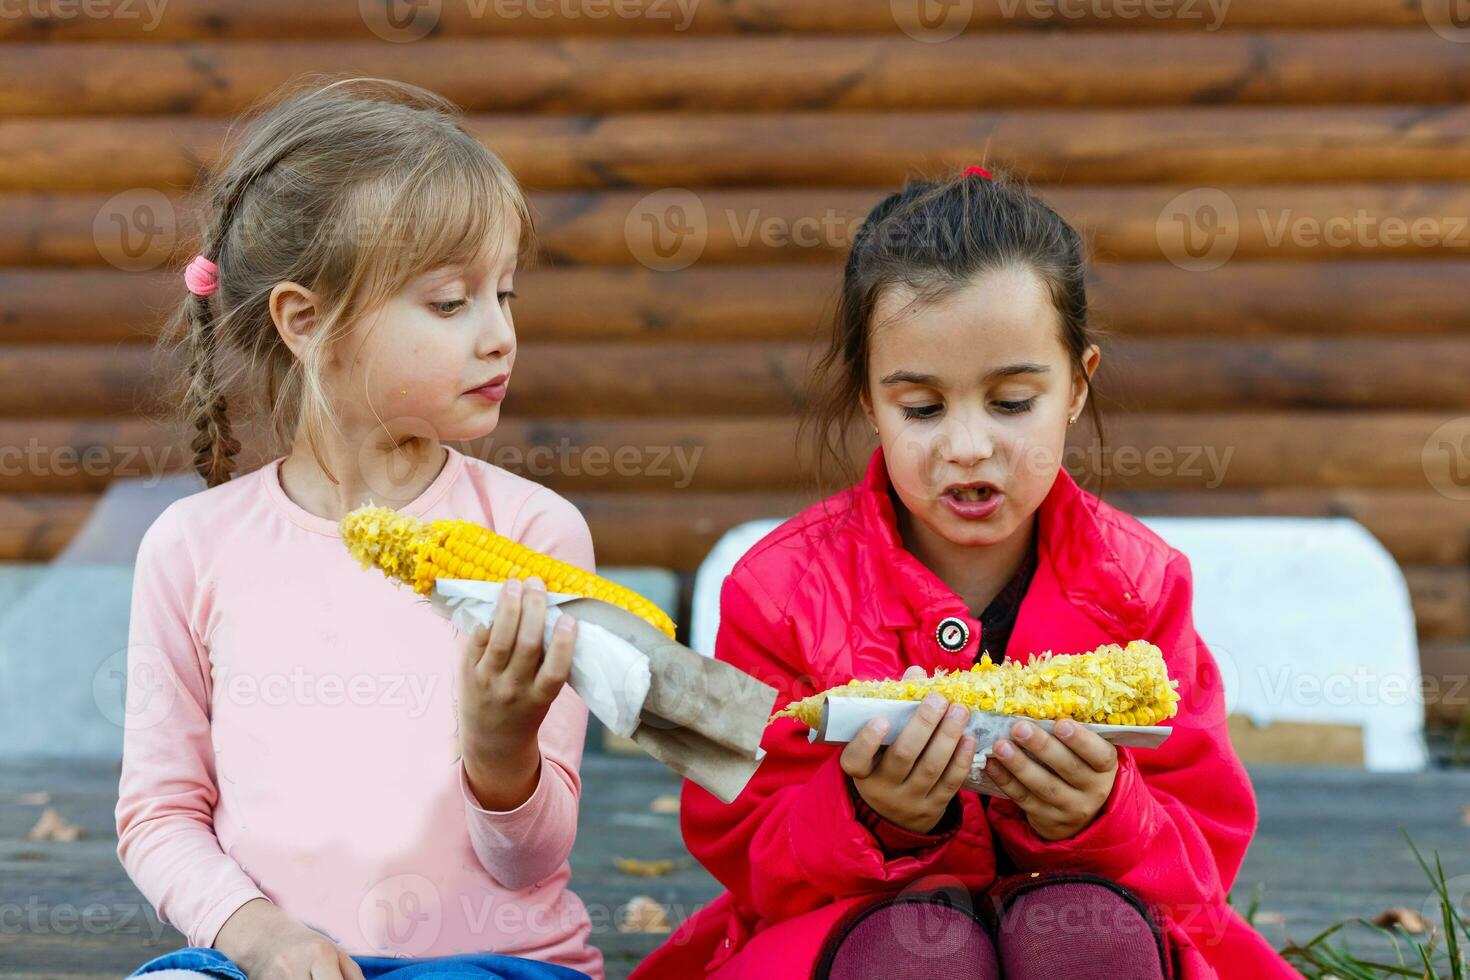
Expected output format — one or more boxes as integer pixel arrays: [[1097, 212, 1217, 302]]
[[813, 871, 1173, 980]]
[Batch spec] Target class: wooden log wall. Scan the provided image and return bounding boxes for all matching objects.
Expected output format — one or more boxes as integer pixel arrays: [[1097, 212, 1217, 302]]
[[3, 1, 1468, 719]]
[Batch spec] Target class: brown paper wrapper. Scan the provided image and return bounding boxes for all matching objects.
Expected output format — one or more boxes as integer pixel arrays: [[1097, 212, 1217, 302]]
[[559, 598, 777, 804]]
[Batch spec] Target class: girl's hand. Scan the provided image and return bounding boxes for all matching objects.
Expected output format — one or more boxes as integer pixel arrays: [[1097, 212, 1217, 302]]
[[839, 666, 977, 834], [215, 898, 366, 980], [458, 576, 577, 809], [983, 717, 1119, 840]]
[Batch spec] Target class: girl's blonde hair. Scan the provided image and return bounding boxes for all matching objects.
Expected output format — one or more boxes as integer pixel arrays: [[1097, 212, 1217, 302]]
[[152, 75, 535, 488]]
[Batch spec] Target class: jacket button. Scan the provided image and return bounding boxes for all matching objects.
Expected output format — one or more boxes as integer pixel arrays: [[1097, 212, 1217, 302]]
[[935, 616, 970, 653]]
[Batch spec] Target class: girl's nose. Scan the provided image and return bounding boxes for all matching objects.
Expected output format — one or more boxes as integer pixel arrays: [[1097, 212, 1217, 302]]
[[942, 413, 996, 465], [475, 302, 515, 357]]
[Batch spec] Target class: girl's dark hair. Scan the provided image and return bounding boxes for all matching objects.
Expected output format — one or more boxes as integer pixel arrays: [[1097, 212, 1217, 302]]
[[801, 166, 1108, 496]]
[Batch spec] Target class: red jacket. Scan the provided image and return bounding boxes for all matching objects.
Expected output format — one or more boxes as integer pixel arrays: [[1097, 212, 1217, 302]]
[[631, 448, 1301, 980]]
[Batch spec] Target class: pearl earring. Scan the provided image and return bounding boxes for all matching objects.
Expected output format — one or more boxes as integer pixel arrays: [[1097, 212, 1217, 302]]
[[1068, 416, 1077, 425]]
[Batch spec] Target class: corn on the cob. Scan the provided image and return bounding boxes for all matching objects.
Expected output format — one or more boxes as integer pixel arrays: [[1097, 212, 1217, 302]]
[[339, 504, 676, 638], [771, 640, 1180, 728]]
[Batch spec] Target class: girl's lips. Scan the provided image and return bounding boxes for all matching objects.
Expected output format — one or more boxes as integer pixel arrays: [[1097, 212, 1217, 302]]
[[941, 486, 1003, 520], [467, 379, 508, 403]]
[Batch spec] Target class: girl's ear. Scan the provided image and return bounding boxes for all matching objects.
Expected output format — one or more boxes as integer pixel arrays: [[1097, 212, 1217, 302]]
[[269, 281, 321, 360], [859, 386, 879, 435], [1070, 343, 1102, 421]]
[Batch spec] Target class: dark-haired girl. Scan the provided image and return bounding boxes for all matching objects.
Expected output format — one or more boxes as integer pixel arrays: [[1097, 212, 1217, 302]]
[[631, 168, 1300, 980]]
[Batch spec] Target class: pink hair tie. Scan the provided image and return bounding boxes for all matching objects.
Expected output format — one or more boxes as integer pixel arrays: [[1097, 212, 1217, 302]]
[[963, 165, 992, 180], [184, 254, 219, 297]]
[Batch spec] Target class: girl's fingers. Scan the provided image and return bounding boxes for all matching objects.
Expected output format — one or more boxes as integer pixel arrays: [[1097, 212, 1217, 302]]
[[507, 577, 548, 680], [462, 623, 490, 675], [534, 614, 577, 700], [990, 738, 1071, 809], [901, 665, 927, 682], [927, 734, 977, 804], [1051, 718, 1119, 774], [839, 719, 889, 780], [905, 701, 971, 796], [484, 579, 524, 674], [877, 695, 949, 784], [338, 948, 368, 980], [1007, 720, 1091, 788], [309, 960, 345, 980]]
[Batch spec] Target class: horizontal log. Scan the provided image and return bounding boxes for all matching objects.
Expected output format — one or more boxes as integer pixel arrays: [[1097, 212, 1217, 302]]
[[5, 260, 1469, 344], [1116, 490, 1470, 566], [2, 33, 1468, 116], [537, 185, 1470, 265], [8, 185, 1470, 271], [441, 413, 1470, 496], [1406, 565, 1470, 644], [1419, 643, 1470, 726], [0, 412, 1458, 494], [0, 0, 1432, 43], [5, 110, 1470, 193], [0, 493, 96, 561], [8, 337, 1470, 418]]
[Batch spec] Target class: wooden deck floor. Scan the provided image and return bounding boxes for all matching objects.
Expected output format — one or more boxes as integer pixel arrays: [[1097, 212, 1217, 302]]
[[2, 755, 1465, 979]]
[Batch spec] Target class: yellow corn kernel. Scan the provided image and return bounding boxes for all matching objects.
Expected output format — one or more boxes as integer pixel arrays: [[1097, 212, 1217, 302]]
[[771, 640, 1180, 728], [339, 505, 676, 638]]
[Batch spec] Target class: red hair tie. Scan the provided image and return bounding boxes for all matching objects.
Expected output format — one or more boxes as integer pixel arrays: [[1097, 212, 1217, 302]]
[[963, 165, 992, 180]]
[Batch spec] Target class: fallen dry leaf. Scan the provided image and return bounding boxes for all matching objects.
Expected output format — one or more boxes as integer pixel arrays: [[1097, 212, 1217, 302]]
[[649, 795, 680, 815], [619, 896, 672, 934], [18, 791, 50, 806], [1461, 803, 1470, 827], [27, 807, 82, 842], [1371, 907, 1428, 934], [614, 856, 677, 877]]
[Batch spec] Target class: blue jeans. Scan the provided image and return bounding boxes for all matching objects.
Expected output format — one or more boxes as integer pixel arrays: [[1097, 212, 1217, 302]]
[[128, 945, 592, 979]]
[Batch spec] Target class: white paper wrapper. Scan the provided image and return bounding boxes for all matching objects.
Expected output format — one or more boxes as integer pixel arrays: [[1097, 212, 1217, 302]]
[[431, 579, 651, 738], [811, 696, 1172, 796]]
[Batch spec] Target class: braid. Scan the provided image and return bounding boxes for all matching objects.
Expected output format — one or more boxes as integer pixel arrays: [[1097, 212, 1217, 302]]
[[183, 172, 255, 487], [184, 290, 242, 488], [181, 126, 305, 487]]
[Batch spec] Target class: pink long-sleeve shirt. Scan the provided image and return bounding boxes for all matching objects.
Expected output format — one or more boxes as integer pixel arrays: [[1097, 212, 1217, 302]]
[[115, 444, 604, 978]]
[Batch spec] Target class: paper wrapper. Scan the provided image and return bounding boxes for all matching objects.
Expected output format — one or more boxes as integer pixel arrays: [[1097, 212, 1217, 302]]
[[430, 579, 777, 804], [810, 696, 1172, 796]]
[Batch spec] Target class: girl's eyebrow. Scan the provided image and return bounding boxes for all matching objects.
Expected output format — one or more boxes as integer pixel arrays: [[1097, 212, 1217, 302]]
[[420, 257, 516, 287], [879, 362, 1051, 387]]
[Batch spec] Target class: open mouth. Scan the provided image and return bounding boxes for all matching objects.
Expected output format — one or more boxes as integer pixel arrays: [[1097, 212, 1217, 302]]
[[946, 485, 998, 502]]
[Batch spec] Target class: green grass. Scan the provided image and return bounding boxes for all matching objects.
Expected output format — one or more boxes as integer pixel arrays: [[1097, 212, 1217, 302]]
[[1238, 830, 1467, 978]]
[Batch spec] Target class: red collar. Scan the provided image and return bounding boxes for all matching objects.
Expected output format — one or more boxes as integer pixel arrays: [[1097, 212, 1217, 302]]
[[850, 446, 1147, 636]]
